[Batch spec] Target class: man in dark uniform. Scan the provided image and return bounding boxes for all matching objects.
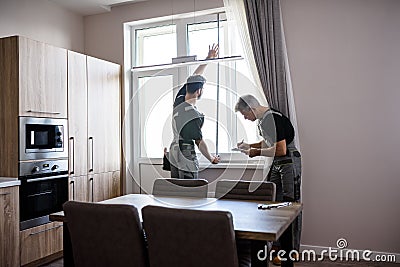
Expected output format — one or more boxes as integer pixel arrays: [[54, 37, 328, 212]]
[[169, 45, 220, 179], [235, 94, 302, 264]]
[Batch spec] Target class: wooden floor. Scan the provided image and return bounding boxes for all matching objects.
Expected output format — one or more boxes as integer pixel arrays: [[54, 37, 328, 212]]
[[42, 257, 399, 267]]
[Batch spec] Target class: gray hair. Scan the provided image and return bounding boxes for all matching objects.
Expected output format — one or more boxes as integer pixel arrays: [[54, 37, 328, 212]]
[[234, 94, 261, 112]]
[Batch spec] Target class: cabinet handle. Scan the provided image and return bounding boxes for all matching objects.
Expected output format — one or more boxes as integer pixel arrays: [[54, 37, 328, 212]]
[[69, 137, 75, 175], [70, 180, 75, 200], [89, 137, 94, 172], [27, 110, 61, 115], [29, 225, 63, 236], [0, 192, 11, 196], [89, 177, 94, 202]]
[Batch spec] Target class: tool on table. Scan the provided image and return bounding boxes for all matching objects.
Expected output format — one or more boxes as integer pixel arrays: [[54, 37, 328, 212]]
[[257, 202, 292, 210]]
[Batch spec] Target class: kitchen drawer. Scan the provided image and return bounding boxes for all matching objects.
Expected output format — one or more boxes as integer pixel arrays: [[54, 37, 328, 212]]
[[20, 222, 63, 266]]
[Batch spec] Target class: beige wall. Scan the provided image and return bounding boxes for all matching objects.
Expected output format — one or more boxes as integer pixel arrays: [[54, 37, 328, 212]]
[[84, 0, 224, 65], [0, 0, 84, 51], [281, 0, 400, 254]]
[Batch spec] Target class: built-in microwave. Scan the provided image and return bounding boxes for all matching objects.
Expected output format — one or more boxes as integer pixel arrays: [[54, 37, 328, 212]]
[[19, 117, 68, 161]]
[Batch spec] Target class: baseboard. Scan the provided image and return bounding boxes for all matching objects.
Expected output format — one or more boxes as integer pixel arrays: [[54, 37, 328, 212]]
[[300, 245, 399, 263]]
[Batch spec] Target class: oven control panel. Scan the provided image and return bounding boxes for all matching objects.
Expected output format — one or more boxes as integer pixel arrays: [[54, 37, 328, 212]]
[[19, 159, 68, 177]]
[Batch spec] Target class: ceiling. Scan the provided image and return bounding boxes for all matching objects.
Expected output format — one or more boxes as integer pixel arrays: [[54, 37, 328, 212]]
[[49, 0, 147, 16]]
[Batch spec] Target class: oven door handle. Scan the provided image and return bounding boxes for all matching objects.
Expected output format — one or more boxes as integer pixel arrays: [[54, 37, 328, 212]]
[[27, 190, 53, 198], [26, 174, 68, 183]]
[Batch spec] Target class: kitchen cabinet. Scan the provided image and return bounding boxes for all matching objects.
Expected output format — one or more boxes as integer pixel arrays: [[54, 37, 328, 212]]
[[68, 175, 89, 202], [0, 36, 67, 178], [68, 172, 120, 203], [68, 52, 121, 202], [67, 51, 88, 177], [0, 186, 19, 267], [87, 56, 121, 174], [20, 222, 63, 266], [89, 171, 121, 202], [18, 36, 67, 118]]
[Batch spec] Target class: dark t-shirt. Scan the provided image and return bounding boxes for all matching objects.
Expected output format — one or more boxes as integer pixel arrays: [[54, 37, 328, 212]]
[[172, 86, 204, 143], [258, 108, 294, 147], [173, 85, 187, 108]]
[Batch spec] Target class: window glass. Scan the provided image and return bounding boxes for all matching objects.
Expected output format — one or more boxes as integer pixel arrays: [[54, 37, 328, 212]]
[[188, 21, 226, 58], [133, 12, 263, 158], [138, 75, 174, 158], [188, 20, 260, 153], [136, 25, 177, 66]]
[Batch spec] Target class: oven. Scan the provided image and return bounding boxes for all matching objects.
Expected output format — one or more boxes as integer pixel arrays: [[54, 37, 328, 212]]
[[19, 159, 69, 230], [19, 117, 68, 161]]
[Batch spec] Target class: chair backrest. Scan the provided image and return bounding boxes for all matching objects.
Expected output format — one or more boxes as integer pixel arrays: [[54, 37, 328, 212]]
[[63, 201, 148, 267], [215, 180, 276, 201], [142, 205, 239, 267], [152, 178, 208, 198]]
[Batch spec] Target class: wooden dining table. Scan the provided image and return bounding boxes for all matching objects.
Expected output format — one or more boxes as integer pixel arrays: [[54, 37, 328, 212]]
[[50, 194, 302, 267]]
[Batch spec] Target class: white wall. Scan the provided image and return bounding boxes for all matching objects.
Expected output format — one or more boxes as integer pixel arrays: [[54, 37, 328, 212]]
[[281, 0, 400, 254], [0, 0, 84, 51]]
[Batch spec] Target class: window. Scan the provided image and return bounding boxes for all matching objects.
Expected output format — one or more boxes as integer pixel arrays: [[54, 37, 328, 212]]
[[138, 75, 174, 158], [135, 25, 177, 66], [131, 11, 265, 159]]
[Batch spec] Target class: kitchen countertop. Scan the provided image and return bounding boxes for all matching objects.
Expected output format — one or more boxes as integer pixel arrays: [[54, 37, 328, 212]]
[[0, 177, 21, 188]]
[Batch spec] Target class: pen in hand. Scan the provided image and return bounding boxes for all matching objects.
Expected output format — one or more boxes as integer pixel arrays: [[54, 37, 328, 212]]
[[232, 139, 246, 151]]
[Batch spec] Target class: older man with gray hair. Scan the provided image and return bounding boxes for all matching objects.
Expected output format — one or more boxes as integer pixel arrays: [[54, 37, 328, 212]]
[[235, 94, 302, 264]]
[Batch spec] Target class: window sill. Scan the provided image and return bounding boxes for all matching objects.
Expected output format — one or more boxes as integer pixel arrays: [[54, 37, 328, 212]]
[[138, 158, 266, 170]]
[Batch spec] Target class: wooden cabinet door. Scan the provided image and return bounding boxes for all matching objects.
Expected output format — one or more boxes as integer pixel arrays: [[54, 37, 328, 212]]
[[19, 36, 67, 118], [68, 51, 88, 176], [90, 171, 120, 202], [68, 175, 89, 202], [20, 222, 63, 266], [87, 56, 121, 174], [0, 186, 19, 267], [89, 173, 106, 202]]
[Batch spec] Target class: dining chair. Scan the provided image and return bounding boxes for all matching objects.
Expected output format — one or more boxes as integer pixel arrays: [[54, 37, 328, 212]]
[[152, 178, 208, 198], [215, 180, 276, 267], [215, 179, 276, 201], [63, 201, 148, 267], [142, 205, 239, 267]]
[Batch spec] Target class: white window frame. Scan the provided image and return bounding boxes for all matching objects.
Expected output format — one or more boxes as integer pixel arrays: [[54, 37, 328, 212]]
[[128, 8, 265, 167]]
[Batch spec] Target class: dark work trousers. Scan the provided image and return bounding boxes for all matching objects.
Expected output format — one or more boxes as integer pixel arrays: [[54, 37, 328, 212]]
[[269, 147, 302, 252], [169, 142, 199, 179]]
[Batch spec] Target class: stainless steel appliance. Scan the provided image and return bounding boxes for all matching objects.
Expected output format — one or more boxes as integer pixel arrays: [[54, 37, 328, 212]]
[[19, 159, 69, 230], [19, 117, 68, 161]]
